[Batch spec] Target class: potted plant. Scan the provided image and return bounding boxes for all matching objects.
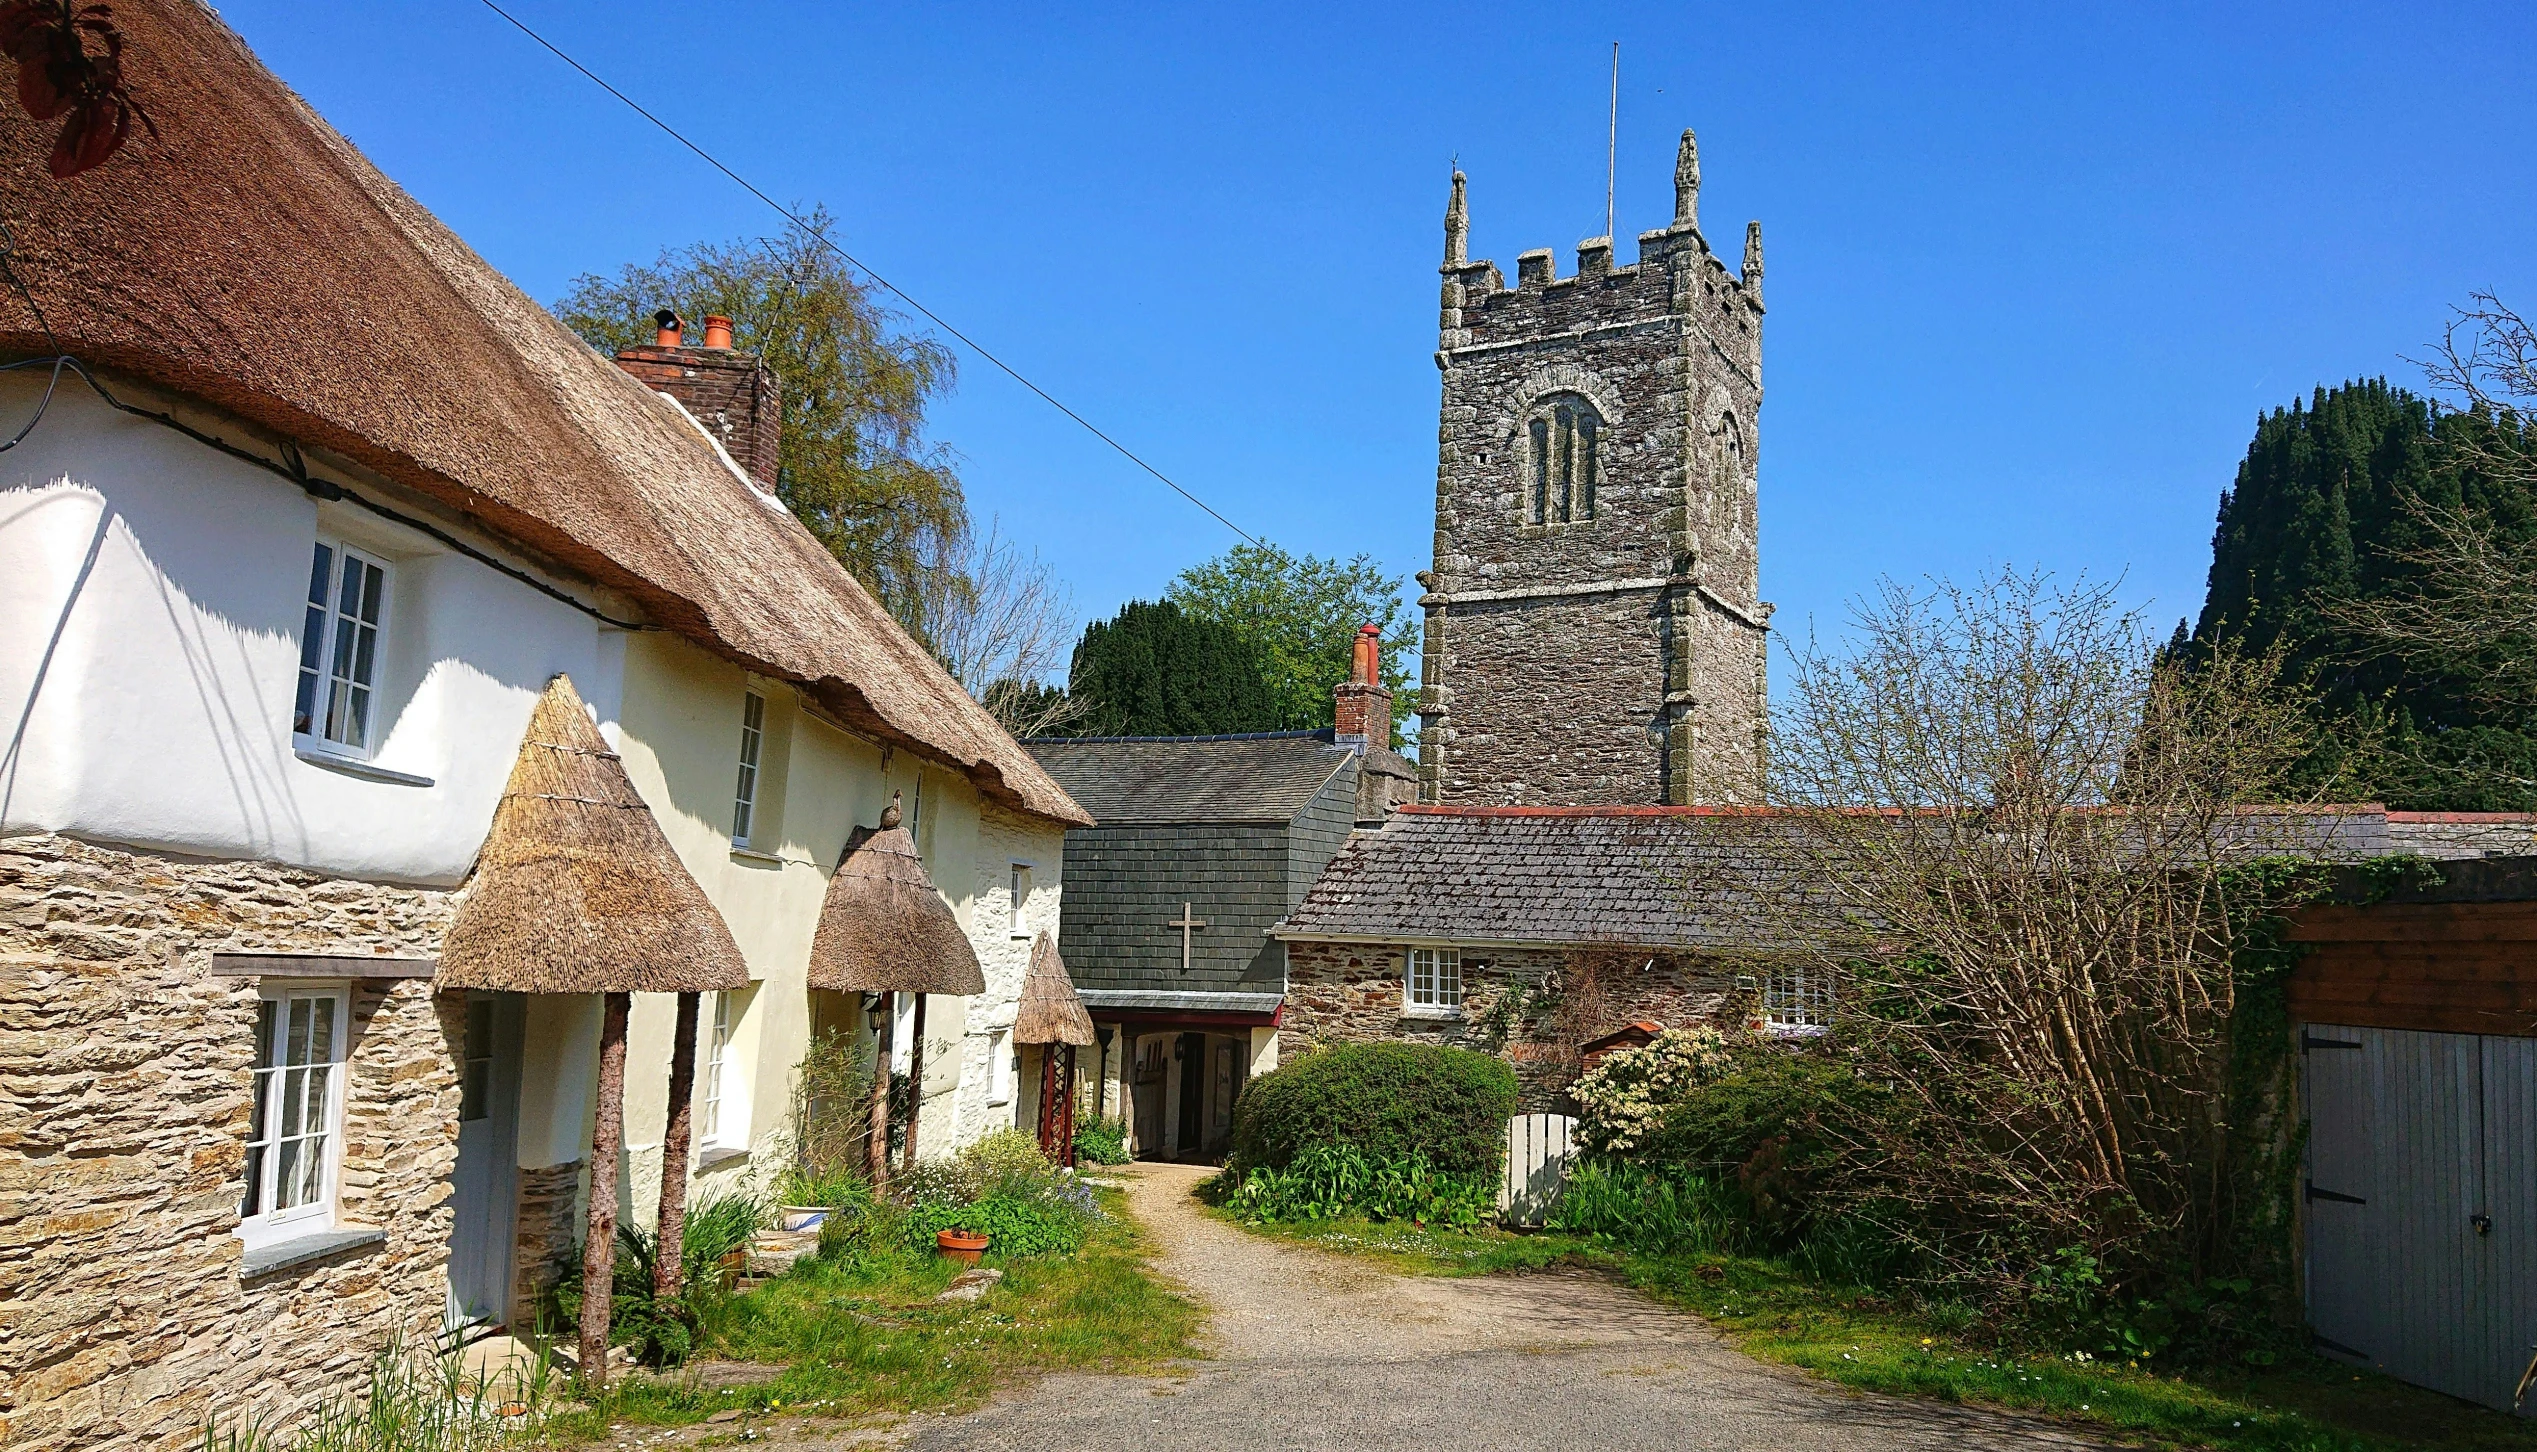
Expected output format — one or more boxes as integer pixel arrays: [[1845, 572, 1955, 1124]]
[[936, 1227, 990, 1266]]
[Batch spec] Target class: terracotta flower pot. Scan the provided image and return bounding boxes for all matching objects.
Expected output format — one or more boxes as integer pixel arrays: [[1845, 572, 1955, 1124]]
[[936, 1228, 990, 1266]]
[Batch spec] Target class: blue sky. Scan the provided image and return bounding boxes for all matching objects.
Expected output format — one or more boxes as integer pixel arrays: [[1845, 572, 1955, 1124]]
[[222, 1, 2534, 669]]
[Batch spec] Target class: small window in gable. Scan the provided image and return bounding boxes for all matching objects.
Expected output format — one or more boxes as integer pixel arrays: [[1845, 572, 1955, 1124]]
[[732, 692, 767, 847], [1525, 396, 1600, 525], [294, 540, 389, 755]]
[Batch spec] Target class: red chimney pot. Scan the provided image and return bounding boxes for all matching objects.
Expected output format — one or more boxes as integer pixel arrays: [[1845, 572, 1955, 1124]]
[[652, 308, 683, 348], [702, 314, 735, 349]]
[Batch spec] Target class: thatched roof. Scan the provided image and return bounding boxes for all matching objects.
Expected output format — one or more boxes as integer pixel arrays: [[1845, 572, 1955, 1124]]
[[1014, 933, 1095, 1046], [0, 1, 1087, 828], [439, 676, 748, 994], [805, 800, 986, 995]]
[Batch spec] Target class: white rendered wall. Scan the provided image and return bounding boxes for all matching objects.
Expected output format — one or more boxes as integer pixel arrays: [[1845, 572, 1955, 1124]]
[[0, 380, 620, 885]]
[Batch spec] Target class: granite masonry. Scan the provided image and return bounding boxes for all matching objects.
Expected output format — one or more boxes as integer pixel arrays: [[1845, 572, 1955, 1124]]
[[1419, 130, 1771, 807], [0, 834, 461, 1452]]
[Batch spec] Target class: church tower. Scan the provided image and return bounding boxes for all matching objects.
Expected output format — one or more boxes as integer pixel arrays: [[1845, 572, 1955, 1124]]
[[1416, 130, 1771, 806]]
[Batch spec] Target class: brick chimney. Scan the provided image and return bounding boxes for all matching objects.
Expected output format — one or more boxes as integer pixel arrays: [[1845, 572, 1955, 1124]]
[[1333, 623, 1392, 745], [614, 308, 783, 491]]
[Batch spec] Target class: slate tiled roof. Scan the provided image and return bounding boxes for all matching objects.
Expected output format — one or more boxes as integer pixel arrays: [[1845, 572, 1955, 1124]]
[[1275, 807, 1799, 949], [1274, 804, 2537, 951], [1024, 732, 1358, 825]]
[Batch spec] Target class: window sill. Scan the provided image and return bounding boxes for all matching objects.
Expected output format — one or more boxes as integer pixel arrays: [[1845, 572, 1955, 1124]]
[[1400, 1004, 1464, 1022], [239, 1225, 386, 1281], [696, 1145, 750, 1171], [728, 847, 784, 866], [1765, 1023, 1831, 1041], [294, 747, 434, 788]]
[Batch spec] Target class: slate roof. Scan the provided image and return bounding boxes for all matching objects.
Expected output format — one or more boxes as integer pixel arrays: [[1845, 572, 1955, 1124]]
[[1274, 804, 2537, 951], [1275, 807, 1799, 949], [1024, 732, 1358, 825]]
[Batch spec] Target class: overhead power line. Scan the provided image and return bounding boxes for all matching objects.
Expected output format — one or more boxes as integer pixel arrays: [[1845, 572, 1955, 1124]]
[[476, 0, 1261, 547]]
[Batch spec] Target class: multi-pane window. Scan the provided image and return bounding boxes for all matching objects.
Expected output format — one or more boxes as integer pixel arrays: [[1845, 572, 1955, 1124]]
[[459, 994, 494, 1123], [1527, 397, 1600, 526], [1406, 946, 1462, 1012], [1009, 863, 1032, 937], [241, 987, 347, 1239], [731, 692, 766, 847], [988, 1029, 1013, 1105], [700, 991, 732, 1143], [294, 541, 388, 753], [1762, 967, 1834, 1036]]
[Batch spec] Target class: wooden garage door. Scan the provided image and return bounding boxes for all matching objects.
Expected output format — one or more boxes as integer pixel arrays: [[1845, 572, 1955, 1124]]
[[2304, 1024, 2536, 1414]]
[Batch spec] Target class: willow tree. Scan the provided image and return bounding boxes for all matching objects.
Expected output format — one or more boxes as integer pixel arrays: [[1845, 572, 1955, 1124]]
[[554, 207, 966, 640]]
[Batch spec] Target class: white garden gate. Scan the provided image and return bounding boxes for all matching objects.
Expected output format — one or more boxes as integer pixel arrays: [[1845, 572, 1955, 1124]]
[[1501, 1113, 1576, 1226]]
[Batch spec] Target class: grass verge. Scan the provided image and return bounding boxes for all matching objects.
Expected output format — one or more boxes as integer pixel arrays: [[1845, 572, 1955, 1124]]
[[1218, 1211, 2537, 1452], [544, 1188, 1198, 1441]]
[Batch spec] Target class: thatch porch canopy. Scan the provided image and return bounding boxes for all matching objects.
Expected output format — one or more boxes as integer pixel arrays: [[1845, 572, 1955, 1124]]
[[438, 675, 748, 994], [1015, 932, 1094, 1046], [806, 807, 985, 996]]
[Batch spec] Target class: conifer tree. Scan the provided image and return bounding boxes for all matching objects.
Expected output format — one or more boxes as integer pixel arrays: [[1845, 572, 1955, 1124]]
[[1059, 600, 1279, 737], [2192, 379, 2537, 808]]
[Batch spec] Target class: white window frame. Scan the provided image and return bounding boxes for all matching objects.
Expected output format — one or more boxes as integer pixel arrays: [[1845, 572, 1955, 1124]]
[[239, 983, 350, 1250], [1405, 946, 1463, 1017], [700, 990, 735, 1145], [1761, 966, 1834, 1038], [731, 691, 767, 848], [1008, 862, 1033, 939], [987, 1029, 1014, 1105], [293, 540, 391, 758]]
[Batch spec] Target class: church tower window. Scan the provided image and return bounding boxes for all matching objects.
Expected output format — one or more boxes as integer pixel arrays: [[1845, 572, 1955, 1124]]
[[1527, 396, 1600, 525]]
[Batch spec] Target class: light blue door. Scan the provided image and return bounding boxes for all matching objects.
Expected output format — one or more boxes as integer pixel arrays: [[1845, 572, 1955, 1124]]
[[446, 992, 523, 1331]]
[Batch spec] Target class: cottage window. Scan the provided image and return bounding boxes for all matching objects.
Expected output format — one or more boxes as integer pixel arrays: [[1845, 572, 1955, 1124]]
[[240, 985, 348, 1246], [1527, 397, 1600, 526], [1405, 946, 1462, 1014], [1009, 863, 1033, 938], [731, 691, 767, 847], [701, 990, 734, 1143], [1761, 966, 1833, 1037], [294, 541, 389, 755], [987, 1029, 1014, 1105]]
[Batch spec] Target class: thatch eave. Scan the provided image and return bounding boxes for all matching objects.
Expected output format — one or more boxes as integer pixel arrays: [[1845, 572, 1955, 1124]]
[[1014, 932, 1095, 1046]]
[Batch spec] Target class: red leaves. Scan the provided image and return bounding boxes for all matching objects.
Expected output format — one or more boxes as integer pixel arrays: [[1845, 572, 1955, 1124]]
[[0, 0, 152, 178]]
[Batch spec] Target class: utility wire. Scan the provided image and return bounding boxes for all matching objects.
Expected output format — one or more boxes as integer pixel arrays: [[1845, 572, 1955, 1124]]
[[476, 0, 1261, 547]]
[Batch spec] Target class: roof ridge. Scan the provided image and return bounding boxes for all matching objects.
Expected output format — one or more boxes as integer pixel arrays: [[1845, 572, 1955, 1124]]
[[1024, 729, 1336, 746]]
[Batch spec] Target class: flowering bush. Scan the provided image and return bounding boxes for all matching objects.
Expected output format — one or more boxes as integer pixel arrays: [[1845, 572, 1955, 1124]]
[[1568, 1026, 1734, 1154]]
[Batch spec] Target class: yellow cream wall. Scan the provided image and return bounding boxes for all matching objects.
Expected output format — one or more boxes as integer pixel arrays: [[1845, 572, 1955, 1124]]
[[604, 631, 1067, 1216]]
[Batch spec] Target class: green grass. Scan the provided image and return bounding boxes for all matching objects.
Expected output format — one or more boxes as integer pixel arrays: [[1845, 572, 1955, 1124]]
[[1222, 1212, 2537, 1452], [545, 1188, 1199, 1441]]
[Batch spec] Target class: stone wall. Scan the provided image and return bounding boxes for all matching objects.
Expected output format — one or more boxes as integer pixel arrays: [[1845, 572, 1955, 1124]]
[[1281, 939, 1738, 1107], [509, 1159, 582, 1330], [0, 834, 460, 1452], [1419, 145, 1768, 808]]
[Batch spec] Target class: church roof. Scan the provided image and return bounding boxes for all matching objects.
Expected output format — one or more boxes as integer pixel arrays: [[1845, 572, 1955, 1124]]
[[1024, 731, 1359, 826], [0, 0, 1086, 828]]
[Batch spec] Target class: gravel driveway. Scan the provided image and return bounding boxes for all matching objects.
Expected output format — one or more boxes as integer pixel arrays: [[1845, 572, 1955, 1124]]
[[900, 1162, 2109, 1451]]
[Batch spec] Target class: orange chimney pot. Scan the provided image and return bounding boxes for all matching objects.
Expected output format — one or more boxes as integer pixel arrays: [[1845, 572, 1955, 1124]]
[[702, 314, 735, 349], [652, 308, 683, 348]]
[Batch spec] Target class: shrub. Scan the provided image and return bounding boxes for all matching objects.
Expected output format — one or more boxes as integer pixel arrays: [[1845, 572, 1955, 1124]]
[[1223, 1144, 1498, 1228], [882, 1129, 1101, 1260], [1228, 1042, 1516, 1178], [1641, 1049, 1883, 1239], [1567, 1026, 1735, 1154], [1073, 1115, 1129, 1166], [555, 1190, 765, 1367]]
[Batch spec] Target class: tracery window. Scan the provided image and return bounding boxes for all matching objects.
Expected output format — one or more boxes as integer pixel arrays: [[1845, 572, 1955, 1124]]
[[1526, 395, 1599, 525]]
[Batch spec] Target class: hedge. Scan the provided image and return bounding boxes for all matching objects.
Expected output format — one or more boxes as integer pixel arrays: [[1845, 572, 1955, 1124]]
[[1229, 1042, 1517, 1177]]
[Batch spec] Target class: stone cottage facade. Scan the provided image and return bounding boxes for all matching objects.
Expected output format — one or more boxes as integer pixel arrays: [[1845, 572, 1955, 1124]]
[[1418, 131, 1771, 808]]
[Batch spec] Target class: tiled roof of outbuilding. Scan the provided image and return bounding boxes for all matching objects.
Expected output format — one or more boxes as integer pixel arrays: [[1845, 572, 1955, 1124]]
[[1275, 806, 1799, 949], [1274, 804, 2537, 950], [1024, 731, 1357, 825]]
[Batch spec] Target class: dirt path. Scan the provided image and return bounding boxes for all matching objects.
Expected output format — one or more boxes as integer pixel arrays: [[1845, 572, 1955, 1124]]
[[899, 1163, 2112, 1451]]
